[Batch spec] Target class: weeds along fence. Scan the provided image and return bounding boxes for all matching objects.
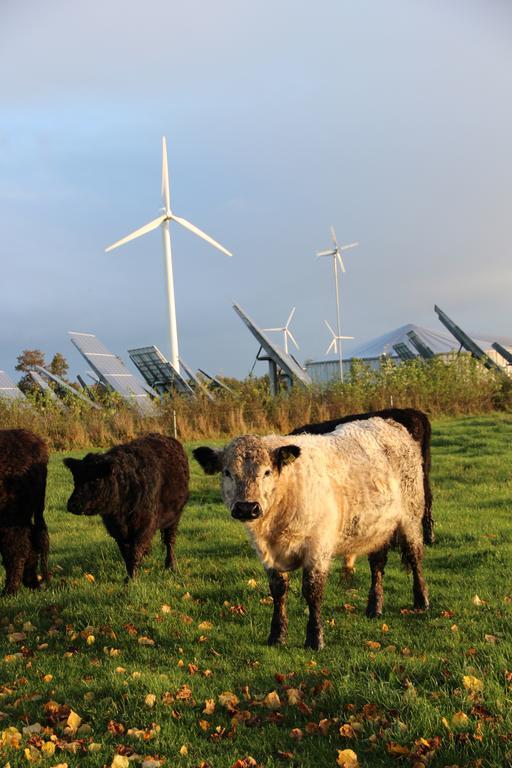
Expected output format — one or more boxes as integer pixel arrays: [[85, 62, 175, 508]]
[[1, 355, 510, 450]]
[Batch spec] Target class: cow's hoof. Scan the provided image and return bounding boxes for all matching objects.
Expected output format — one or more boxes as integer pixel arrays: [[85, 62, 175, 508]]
[[414, 598, 430, 611], [267, 634, 287, 647], [365, 606, 382, 619], [304, 635, 324, 651]]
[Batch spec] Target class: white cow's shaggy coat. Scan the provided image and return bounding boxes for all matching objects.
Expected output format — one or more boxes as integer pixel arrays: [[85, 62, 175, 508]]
[[194, 417, 429, 649]]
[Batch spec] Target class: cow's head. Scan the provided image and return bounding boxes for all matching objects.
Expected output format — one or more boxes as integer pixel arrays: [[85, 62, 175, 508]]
[[63, 453, 114, 516], [193, 436, 301, 522]]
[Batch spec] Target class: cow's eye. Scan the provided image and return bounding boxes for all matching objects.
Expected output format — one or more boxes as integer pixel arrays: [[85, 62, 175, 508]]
[[264, 469, 272, 477], [223, 469, 232, 479]]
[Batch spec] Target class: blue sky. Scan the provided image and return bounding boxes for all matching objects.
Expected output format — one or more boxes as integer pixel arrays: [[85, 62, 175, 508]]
[[1, 0, 511, 380]]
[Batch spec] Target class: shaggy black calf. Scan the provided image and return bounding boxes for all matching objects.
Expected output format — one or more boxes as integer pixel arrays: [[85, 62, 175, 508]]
[[0, 429, 49, 595], [64, 434, 189, 580], [290, 408, 434, 545]]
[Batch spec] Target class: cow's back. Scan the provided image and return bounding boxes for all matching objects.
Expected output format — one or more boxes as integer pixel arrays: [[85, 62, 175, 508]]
[[106, 434, 189, 526], [258, 418, 423, 564]]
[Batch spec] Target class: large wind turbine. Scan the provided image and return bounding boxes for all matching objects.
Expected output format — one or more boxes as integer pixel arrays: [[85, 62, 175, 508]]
[[263, 307, 299, 355], [106, 137, 232, 374], [317, 226, 358, 381]]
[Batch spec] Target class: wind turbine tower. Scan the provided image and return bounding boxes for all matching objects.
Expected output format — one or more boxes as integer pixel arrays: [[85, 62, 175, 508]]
[[106, 137, 232, 375], [263, 307, 299, 355], [317, 226, 358, 381]]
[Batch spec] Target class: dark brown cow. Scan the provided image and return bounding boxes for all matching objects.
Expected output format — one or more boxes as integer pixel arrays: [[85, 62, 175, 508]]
[[0, 429, 49, 595], [64, 434, 189, 580]]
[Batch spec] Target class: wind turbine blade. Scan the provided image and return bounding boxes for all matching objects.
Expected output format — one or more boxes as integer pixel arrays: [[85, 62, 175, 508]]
[[172, 215, 232, 257], [338, 335, 354, 340], [337, 252, 346, 273], [330, 225, 338, 247], [161, 137, 170, 211], [105, 215, 166, 252], [316, 249, 336, 257], [263, 327, 283, 332], [340, 241, 359, 251], [326, 339, 336, 355], [287, 329, 299, 350], [324, 319, 336, 336], [286, 307, 296, 328]]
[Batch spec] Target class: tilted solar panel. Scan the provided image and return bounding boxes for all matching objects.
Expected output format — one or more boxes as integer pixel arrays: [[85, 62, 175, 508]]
[[28, 370, 60, 402], [128, 346, 195, 397], [69, 332, 157, 414], [0, 370, 26, 400], [36, 366, 101, 409], [233, 303, 311, 387]]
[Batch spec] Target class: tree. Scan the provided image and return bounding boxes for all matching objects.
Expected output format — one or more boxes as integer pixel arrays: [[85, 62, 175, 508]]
[[15, 349, 46, 372], [48, 352, 69, 380]]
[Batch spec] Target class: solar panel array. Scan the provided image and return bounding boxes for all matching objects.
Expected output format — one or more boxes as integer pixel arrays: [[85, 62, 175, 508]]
[[0, 370, 25, 401], [128, 346, 195, 397], [69, 332, 157, 414], [233, 303, 311, 387]]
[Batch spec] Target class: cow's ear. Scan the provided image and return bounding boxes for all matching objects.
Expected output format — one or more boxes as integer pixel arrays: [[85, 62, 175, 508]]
[[275, 444, 301, 471], [89, 457, 113, 480], [63, 457, 81, 474], [193, 446, 222, 475]]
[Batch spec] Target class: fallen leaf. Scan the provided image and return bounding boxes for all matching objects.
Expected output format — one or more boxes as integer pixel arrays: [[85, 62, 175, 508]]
[[451, 711, 470, 727], [262, 691, 281, 709], [463, 675, 484, 694], [66, 710, 82, 730], [336, 749, 359, 767], [145, 693, 157, 707]]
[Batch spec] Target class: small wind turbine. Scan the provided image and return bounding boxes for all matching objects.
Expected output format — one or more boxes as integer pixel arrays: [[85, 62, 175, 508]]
[[106, 137, 232, 375], [263, 307, 299, 355], [324, 320, 354, 355], [317, 226, 358, 381]]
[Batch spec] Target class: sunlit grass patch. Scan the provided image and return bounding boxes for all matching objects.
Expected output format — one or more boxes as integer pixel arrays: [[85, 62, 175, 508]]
[[1, 415, 511, 767]]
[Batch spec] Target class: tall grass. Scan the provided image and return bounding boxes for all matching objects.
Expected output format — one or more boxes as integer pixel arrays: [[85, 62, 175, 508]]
[[1, 355, 510, 449]]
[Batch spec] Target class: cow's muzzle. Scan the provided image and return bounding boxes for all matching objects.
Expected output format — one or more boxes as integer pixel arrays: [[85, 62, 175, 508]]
[[231, 501, 262, 521]]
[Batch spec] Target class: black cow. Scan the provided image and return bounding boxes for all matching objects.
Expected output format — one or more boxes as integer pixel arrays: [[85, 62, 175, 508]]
[[64, 434, 189, 580]]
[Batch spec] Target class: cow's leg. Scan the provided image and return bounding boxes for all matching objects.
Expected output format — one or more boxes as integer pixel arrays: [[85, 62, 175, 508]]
[[22, 537, 40, 590], [366, 547, 388, 618], [342, 554, 357, 582], [406, 542, 429, 610], [267, 569, 289, 646], [161, 518, 180, 571], [119, 534, 152, 582], [0, 528, 31, 596], [302, 567, 327, 650]]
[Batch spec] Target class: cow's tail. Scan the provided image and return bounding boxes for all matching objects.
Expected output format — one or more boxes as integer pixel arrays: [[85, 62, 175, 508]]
[[419, 415, 435, 546], [33, 464, 50, 582]]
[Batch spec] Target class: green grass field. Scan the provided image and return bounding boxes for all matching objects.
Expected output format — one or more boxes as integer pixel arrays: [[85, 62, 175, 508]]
[[1, 415, 512, 768]]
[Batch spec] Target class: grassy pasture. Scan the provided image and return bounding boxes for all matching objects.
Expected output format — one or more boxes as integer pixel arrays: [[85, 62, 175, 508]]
[[1, 415, 512, 767]]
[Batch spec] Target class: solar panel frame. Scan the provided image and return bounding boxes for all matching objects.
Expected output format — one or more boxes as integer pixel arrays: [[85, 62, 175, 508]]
[[406, 330, 435, 359], [393, 342, 416, 361], [491, 342, 512, 366], [29, 370, 60, 402], [69, 332, 157, 414], [0, 370, 26, 400], [233, 303, 311, 387], [36, 366, 102, 409], [128, 346, 195, 397], [197, 368, 234, 394], [434, 306, 506, 374]]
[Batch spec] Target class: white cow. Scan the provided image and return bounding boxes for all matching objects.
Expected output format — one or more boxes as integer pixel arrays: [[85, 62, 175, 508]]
[[194, 417, 429, 650]]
